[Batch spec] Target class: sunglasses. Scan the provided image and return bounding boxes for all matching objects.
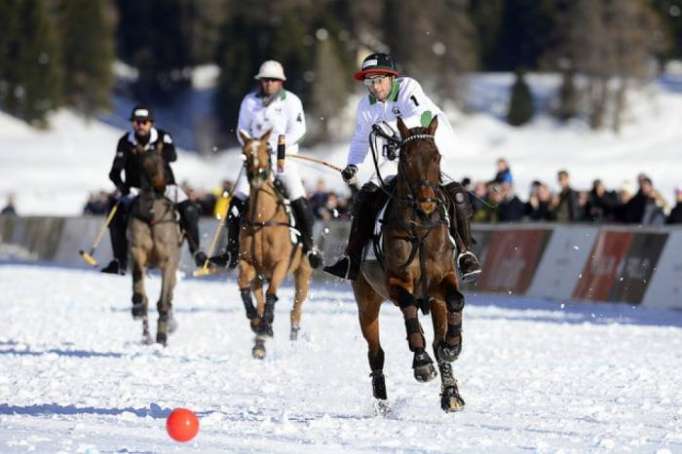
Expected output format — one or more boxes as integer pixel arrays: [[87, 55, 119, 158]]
[[134, 119, 150, 126], [260, 78, 281, 83], [363, 75, 389, 87]]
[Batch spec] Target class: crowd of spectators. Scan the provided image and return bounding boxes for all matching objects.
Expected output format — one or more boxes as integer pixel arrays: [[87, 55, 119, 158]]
[[80, 158, 682, 226], [467, 161, 681, 225]]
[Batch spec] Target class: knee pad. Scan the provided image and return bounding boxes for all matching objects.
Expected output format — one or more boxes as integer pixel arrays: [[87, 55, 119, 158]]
[[444, 181, 472, 219], [445, 288, 465, 312]]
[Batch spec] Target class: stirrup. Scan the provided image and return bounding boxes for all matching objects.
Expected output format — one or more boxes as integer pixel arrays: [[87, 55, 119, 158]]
[[457, 251, 481, 284]]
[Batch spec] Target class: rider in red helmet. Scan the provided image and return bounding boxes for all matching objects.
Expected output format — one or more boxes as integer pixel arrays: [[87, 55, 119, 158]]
[[323, 53, 481, 283]]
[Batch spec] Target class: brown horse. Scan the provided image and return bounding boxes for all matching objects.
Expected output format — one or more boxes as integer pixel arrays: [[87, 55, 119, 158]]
[[353, 116, 466, 412], [128, 143, 182, 346], [237, 129, 312, 359]]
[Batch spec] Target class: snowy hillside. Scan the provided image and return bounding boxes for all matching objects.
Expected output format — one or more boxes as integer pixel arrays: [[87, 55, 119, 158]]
[[1, 265, 681, 452], [1, 74, 681, 215]]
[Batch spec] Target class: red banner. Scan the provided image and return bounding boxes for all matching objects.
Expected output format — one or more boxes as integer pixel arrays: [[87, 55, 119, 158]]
[[476, 229, 551, 294], [572, 231, 633, 301]]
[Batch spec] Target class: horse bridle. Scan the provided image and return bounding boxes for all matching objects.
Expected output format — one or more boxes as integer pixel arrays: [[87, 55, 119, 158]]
[[243, 142, 293, 231]]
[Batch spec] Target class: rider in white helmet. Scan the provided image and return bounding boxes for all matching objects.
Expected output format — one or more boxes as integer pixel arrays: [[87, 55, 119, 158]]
[[211, 60, 322, 269], [323, 53, 482, 282]]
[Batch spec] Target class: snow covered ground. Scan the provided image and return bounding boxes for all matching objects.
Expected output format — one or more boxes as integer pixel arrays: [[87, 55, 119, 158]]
[[1, 264, 682, 453], [1, 73, 681, 216]]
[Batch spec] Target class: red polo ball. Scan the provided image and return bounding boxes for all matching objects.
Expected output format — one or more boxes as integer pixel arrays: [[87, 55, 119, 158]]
[[166, 408, 199, 442]]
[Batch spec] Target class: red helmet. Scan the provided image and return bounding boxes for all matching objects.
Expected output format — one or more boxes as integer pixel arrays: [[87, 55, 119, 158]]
[[353, 53, 399, 81]]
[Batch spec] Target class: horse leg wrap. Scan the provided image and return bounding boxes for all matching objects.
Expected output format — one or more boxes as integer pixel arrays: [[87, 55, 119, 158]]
[[368, 347, 385, 372], [240, 288, 258, 320], [404, 316, 425, 352], [131, 292, 146, 318], [156, 305, 169, 323], [264, 293, 278, 324], [368, 347, 387, 399]]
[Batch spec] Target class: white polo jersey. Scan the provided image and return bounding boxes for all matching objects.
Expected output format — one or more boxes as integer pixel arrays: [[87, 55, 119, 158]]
[[347, 76, 457, 167], [236, 89, 306, 154]]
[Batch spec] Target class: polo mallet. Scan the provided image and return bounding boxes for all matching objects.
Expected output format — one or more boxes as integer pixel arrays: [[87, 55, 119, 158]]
[[285, 153, 343, 173], [192, 211, 226, 277], [79, 202, 119, 266], [193, 166, 245, 277]]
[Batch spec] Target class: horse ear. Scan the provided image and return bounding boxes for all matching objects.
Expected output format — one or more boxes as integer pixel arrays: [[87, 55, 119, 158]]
[[427, 115, 439, 135], [239, 129, 251, 144], [260, 129, 272, 143], [396, 117, 409, 139]]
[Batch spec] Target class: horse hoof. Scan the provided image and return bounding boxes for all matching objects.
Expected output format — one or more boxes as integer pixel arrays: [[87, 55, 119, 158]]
[[290, 326, 300, 341], [131, 303, 146, 319], [371, 372, 387, 400], [257, 320, 274, 338], [413, 350, 437, 382], [436, 341, 461, 362], [414, 364, 437, 382], [156, 332, 167, 346], [252, 339, 266, 359], [441, 386, 465, 412]]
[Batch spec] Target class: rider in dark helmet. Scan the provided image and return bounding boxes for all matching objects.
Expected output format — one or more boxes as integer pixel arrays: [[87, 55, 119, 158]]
[[101, 105, 207, 275], [322, 53, 481, 282]]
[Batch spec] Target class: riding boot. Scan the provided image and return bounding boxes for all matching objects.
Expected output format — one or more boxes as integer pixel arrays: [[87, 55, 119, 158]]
[[209, 196, 245, 269], [102, 201, 128, 275], [443, 181, 481, 283], [290, 197, 322, 269], [323, 183, 387, 280], [177, 200, 206, 267]]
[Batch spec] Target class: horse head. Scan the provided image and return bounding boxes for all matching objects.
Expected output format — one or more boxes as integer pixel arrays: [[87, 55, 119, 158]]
[[138, 143, 167, 194], [395, 116, 442, 216], [239, 129, 273, 190]]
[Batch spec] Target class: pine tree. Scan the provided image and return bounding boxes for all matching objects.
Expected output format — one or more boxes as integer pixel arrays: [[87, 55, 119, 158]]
[[310, 32, 350, 142], [507, 69, 534, 126], [116, 0, 195, 101], [59, 0, 115, 117], [1, 0, 63, 126]]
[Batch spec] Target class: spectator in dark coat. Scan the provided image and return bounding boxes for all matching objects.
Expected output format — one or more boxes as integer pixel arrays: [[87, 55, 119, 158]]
[[668, 187, 682, 224], [497, 182, 525, 222], [552, 169, 582, 222], [585, 179, 618, 222], [623, 176, 664, 225], [526, 181, 555, 221]]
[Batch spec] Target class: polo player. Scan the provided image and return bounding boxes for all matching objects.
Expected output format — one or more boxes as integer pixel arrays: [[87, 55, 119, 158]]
[[323, 53, 482, 283], [210, 60, 322, 270], [102, 105, 206, 275]]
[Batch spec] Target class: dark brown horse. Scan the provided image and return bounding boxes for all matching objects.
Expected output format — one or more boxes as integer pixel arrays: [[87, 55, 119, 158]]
[[237, 129, 312, 359], [128, 143, 182, 345], [353, 116, 466, 412]]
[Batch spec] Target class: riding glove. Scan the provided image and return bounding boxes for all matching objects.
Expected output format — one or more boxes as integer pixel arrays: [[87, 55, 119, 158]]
[[341, 164, 358, 184]]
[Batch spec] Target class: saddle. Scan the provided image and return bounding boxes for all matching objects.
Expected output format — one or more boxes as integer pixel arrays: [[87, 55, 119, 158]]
[[244, 177, 299, 246], [130, 192, 176, 224]]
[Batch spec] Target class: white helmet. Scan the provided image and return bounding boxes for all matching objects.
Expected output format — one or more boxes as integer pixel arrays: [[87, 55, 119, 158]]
[[254, 60, 286, 81]]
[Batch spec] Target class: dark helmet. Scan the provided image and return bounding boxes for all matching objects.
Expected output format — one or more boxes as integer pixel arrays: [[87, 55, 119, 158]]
[[353, 53, 399, 81], [129, 104, 154, 122]]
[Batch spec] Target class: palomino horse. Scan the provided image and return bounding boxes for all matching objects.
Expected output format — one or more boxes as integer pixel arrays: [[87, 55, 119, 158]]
[[128, 143, 182, 346], [237, 129, 312, 359], [353, 116, 466, 412]]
